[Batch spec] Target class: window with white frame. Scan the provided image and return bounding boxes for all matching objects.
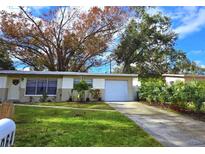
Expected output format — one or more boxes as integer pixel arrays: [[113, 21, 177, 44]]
[[85, 79, 93, 88], [73, 79, 93, 88], [26, 79, 57, 95], [73, 79, 80, 86]]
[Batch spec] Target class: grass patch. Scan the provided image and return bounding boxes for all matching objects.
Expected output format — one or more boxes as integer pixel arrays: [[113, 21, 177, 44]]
[[31, 102, 114, 110], [12, 105, 161, 147]]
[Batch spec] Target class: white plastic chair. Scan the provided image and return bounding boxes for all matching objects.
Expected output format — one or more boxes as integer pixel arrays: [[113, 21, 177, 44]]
[[0, 118, 16, 147]]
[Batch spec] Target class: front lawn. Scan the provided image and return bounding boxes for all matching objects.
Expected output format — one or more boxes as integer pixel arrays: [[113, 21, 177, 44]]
[[11, 103, 161, 147], [33, 102, 114, 110]]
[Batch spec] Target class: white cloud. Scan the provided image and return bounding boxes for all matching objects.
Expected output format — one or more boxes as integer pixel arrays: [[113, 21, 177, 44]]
[[22, 67, 30, 71], [175, 9, 205, 38], [0, 6, 52, 16], [0, 6, 20, 13], [193, 60, 205, 68], [163, 7, 205, 38], [138, 7, 205, 39], [194, 60, 201, 65], [79, 6, 104, 12], [147, 7, 163, 16], [188, 50, 203, 55]]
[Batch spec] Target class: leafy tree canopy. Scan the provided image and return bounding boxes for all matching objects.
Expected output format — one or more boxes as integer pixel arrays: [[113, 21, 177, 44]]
[[0, 39, 15, 70], [113, 7, 203, 77], [0, 6, 127, 71]]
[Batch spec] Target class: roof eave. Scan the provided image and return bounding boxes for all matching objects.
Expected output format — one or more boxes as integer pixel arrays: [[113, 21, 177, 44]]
[[162, 74, 185, 77], [0, 70, 138, 77]]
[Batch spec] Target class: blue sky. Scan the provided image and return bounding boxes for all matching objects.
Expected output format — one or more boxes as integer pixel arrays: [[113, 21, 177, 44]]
[[7, 6, 205, 72], [160, 6, 205, 68]]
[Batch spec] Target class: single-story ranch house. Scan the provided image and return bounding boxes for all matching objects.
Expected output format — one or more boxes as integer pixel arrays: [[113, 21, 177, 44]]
[[163, 74, 205, 85], [1, 71, 205, 103], [0, 70, 140, 103]]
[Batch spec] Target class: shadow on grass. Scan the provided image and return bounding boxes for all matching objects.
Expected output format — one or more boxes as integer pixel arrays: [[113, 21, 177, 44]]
[[33, 102, 114, 110]]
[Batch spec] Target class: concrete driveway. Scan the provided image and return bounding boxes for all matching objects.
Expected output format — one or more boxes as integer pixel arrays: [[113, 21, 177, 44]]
[[108, 102, 205, 147]]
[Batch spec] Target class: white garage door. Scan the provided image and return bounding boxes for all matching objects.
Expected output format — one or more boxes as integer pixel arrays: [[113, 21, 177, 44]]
[[105, 80, 128, 101]]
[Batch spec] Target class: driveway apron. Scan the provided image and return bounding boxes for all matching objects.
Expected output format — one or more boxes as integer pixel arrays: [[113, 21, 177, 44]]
[[108, 102, 205, 147]]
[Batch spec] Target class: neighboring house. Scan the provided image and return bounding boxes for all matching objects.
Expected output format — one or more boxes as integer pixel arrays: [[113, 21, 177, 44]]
[[0, 70, 140, 103], [163, 74, 205, 85]]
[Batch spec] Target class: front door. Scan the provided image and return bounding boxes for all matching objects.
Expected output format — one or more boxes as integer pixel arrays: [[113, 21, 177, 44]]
[[8, 78, 20, 100]]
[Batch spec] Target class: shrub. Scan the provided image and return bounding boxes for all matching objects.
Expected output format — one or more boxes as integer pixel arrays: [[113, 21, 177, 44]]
[[39, 91, 48, 102], [90, 89, 101, 101], [74, 80, 90, 102], [86, 97, 90, 102], [167, 80, 205, 111], [139, 78, 205, 112], [184, 80, 205, 111], [68, 97, 73, 102], [167, 81, 188, 109], [139, 78, 168, 103]]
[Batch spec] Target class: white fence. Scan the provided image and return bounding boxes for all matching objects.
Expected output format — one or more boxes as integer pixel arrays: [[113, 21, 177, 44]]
[[0, 118, 16, 147]]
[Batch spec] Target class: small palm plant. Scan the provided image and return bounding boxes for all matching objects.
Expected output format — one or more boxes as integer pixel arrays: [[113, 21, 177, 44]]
[[74, 80, 89, 102]]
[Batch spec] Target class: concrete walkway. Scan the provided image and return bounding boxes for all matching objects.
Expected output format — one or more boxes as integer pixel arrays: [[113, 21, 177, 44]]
[[109, 102, 205, 147]]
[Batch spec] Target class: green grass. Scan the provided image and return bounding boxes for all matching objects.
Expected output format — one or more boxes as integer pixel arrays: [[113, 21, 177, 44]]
[[11, 103, 161, 147], [32, 102, 114, 110]]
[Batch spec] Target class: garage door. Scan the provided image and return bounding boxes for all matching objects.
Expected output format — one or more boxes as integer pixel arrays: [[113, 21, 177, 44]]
[[105, 80, 128, 101]]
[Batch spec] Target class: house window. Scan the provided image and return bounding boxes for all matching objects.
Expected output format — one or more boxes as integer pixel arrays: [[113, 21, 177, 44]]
[[26, 79, 36, 95], [74, 79, 80, 86], [85, 79, 93, 88], [73, 79, 93, 88], [47, 79, 57, 95], [37, 79, 47, 95], [26, 79, 57, 95]]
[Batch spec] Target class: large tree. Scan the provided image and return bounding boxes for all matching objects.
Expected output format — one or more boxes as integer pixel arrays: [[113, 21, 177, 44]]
[[0, 39, 15, 70], [0, 6, 126, 71], [113, 7, 196, 76]]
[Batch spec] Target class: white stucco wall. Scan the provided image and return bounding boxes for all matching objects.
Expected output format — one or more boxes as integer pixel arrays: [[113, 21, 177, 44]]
[[20, 78, 27, 89], [165, 77, 185, 85], [57, 78, 62, 89], [93, 79, 105, 89], [0, 77, 7, 88], [132, 78, 141, 87], [132, 78, 139, 100], [62, 77, 73, 89]]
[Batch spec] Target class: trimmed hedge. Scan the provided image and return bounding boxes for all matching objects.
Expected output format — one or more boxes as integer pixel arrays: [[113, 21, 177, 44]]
[[139, 78, 205, 112]]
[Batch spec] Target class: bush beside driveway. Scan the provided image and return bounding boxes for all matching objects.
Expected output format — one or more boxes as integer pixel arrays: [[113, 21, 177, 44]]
[[139, 79, 205, 113]]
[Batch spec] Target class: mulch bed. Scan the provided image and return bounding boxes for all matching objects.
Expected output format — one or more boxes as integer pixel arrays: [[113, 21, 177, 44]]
[[141, 101, 205, 122]]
